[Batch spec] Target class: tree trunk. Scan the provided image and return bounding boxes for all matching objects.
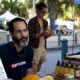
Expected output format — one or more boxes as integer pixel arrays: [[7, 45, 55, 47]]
[[48, 0, 59, 34]]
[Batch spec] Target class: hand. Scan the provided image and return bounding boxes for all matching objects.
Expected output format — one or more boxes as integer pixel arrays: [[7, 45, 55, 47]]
[[35, 33, 41, 38], [44, 30, 51, 37], [26, 68, 34, 75]]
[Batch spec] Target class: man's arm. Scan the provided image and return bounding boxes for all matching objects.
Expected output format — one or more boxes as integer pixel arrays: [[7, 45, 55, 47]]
[[26, 46, 34, 75], [27, 68, 34, 75], [28, 19, 42, 39], [28, 20, 36, 39], [44, 20, 51, 38]]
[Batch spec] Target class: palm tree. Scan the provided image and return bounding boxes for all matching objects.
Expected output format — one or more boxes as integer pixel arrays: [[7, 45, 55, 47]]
[[25, 0, 33, 9], [38, 0, 61, 32], [0, 0, 28, 19], [47, 0, 60, 32]]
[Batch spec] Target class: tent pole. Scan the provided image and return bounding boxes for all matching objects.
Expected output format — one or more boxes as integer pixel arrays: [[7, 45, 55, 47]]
[[33, 0, 35, 17], [72, 5, 75, 54]]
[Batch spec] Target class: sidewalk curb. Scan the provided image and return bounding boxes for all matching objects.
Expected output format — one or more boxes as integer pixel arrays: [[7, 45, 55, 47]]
[[47, 44, 80, 51]]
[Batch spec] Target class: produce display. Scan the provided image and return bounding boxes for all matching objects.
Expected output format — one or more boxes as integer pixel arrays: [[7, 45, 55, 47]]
[[22, 74, 40, 80], [22, 74, 54, 80], [55, 60, 80, 79]]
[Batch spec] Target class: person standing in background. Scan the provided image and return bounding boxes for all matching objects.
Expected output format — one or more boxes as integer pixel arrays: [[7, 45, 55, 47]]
[[0, 21, 3, 29], [28, 2, 51, 73]]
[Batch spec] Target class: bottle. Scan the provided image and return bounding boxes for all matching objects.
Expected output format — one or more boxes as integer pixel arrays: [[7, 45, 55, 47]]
[[73, 61, 76, 69], [75, 62, 79, 79], [64, 61, 69, 74], [64, 60, 67, 67], [68, 61, 74, 75], [55, 60, 61, 78], [60, 60, 65, 78], [78, 62, 80, 79], [68, 60, 71, 68]]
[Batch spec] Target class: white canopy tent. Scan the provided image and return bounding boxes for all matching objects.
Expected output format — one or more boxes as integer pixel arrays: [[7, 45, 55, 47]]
[[0, 17, 6, 21], [65, 20, 78, 30], [47, 18, 78, 30], [55, 19, 66, 25], [0, 10, 17, 21], [0, 11, 17, 29]]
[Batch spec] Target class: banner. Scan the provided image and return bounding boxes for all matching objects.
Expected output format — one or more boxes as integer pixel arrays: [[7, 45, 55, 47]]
[[74, 0, 80, 5]]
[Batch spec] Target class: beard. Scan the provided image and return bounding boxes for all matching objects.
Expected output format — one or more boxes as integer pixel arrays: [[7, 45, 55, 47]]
[[12, 35, 29, 47]]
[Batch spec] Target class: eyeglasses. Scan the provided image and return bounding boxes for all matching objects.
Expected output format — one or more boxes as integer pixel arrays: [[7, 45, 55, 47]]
[[40, 10, 46, 14]]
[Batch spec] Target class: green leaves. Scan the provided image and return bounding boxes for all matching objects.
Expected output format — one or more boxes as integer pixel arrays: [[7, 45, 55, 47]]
[[0, 0, 28, 19]]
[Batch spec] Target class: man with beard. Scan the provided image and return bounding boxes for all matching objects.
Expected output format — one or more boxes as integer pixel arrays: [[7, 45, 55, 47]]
[[0, 17, 34, 80]]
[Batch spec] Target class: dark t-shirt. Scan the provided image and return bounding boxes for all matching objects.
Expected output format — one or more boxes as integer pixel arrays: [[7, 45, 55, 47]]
[[0, 42, 33, 80]]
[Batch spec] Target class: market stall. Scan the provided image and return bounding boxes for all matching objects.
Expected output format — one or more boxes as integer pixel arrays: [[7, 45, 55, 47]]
[[66, 54, 80, 61], [0, 10, 17, 21]]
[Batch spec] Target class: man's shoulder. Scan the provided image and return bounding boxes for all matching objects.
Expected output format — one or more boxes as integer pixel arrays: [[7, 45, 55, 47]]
[[0, 43, 10, 50], [29, 16, 37, 22], [24, 45, 33, 56], [25, 45, 33, 51], [0, 42, 11, 56], [43, 19, 48, 23]]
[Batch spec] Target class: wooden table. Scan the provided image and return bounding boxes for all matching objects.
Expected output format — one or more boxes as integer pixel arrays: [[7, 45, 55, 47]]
[[47, 73, 78, 80], [66, 54, 80, 61]]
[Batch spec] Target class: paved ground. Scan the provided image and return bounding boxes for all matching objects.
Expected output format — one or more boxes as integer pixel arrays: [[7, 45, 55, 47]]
[[47, 35, 80, 50], [37, 35, 80, 76], [38, 45, 80, 76], [0, 30, 80, 76]]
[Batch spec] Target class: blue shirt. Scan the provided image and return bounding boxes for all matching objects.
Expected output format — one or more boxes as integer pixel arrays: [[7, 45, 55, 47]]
[[0, 42, 33, 80]]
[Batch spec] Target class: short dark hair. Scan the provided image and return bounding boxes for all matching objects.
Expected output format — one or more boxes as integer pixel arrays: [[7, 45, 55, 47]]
[[36, 2, 47, 11], [8, 17, 27, 33]]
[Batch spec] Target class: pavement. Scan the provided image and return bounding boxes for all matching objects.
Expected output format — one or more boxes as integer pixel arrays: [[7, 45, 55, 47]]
[[38, 35, 80, 75], [46, 35, 80, 50], [0, 30, 80, 50], [0, 30, 80, 75]]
